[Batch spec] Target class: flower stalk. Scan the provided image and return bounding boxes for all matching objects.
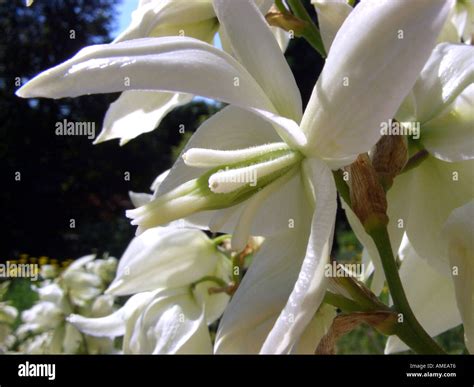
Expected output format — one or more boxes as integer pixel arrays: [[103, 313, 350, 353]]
[[339, 154, 445, 353], [287, 0, 327, 57], [368, 226, 445, 354]]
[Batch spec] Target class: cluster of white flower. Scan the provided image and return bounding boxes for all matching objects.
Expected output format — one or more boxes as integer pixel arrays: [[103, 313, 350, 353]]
[[15, 0, 473, 354], [0, 282, 18, 353], [12, 255, 118, 354], [69, 228, 236, 354]]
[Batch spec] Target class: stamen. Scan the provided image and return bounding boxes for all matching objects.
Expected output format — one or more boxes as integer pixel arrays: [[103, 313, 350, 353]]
[[182, 142, 289, 168], [208, 152, 300, 194], [126, 193, 208, 232]]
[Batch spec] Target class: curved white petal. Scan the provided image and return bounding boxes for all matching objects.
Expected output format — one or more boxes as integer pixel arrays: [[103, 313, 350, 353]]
[[106, 1, 215, 147], [438, 18, 461, 44], [215, 182, 313, 353], [360, 248, 385, 294], [385, 239, 461, 354], [62, 323, 84, 354], [16, 37, 275, 114], [213, 0, 302, 121], [252, 108, 307, 149], [230, 168, 297, 252], [129, 191, 153, 208], [312, 0, 352, 53], [115, 0, 217, 43], [404, 157, 474, 274], [37, 283, 65, 305], [421, 83, 474, 162], [193, 258, 232, 325], [129, 290, 212, 354], [106, 227, 222, 296], [270, 27, 291, 53], [342, 201, 385, 296], [95, 91, 193, 145], [301, 0, 451, 162], [255, 0, 274, 13], [215, 230, 309, 353], [68, 292, 157, 338], [62, 254, 96, 273], [291, 304, 336, 354], [219, 0, 275, 56], [409, 43, 474, 124], [261, 157, 337, 353], [443, 200, 474, 353]]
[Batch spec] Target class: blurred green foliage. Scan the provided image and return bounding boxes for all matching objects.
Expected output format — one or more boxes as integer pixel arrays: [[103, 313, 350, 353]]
[[3, 279, 38, 329]]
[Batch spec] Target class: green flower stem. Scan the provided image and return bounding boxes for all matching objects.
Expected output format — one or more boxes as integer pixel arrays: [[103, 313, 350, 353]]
[[287, 0, 327, 57], [369, 226, 445, 354], [275, 0, 287, 13]]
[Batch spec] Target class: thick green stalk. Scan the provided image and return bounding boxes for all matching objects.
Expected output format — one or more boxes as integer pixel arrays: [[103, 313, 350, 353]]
[[369, 226, 445, 354], [275, 0, 287, 13]]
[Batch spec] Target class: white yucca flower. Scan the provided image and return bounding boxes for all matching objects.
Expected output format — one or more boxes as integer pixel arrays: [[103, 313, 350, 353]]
[[16, 0, 450, 353], [0, 296, 18, 353], [95, 0, 287, 145], [344, 42, 474, 295], [385, 200, 474, 354], [16, 256, 118, 354], [69, 227, 232, 354]]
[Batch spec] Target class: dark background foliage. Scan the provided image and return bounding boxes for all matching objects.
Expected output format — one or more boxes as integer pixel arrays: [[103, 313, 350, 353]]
[[0, 0, 220, 260]]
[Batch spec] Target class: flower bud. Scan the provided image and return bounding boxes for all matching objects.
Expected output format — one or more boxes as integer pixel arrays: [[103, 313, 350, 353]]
[[265, 8, 307, 36], [345, 154, 388, 233], [106, 227, 229, 296], [316, 311, 398, 354], [371, 134, 408, 190]]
